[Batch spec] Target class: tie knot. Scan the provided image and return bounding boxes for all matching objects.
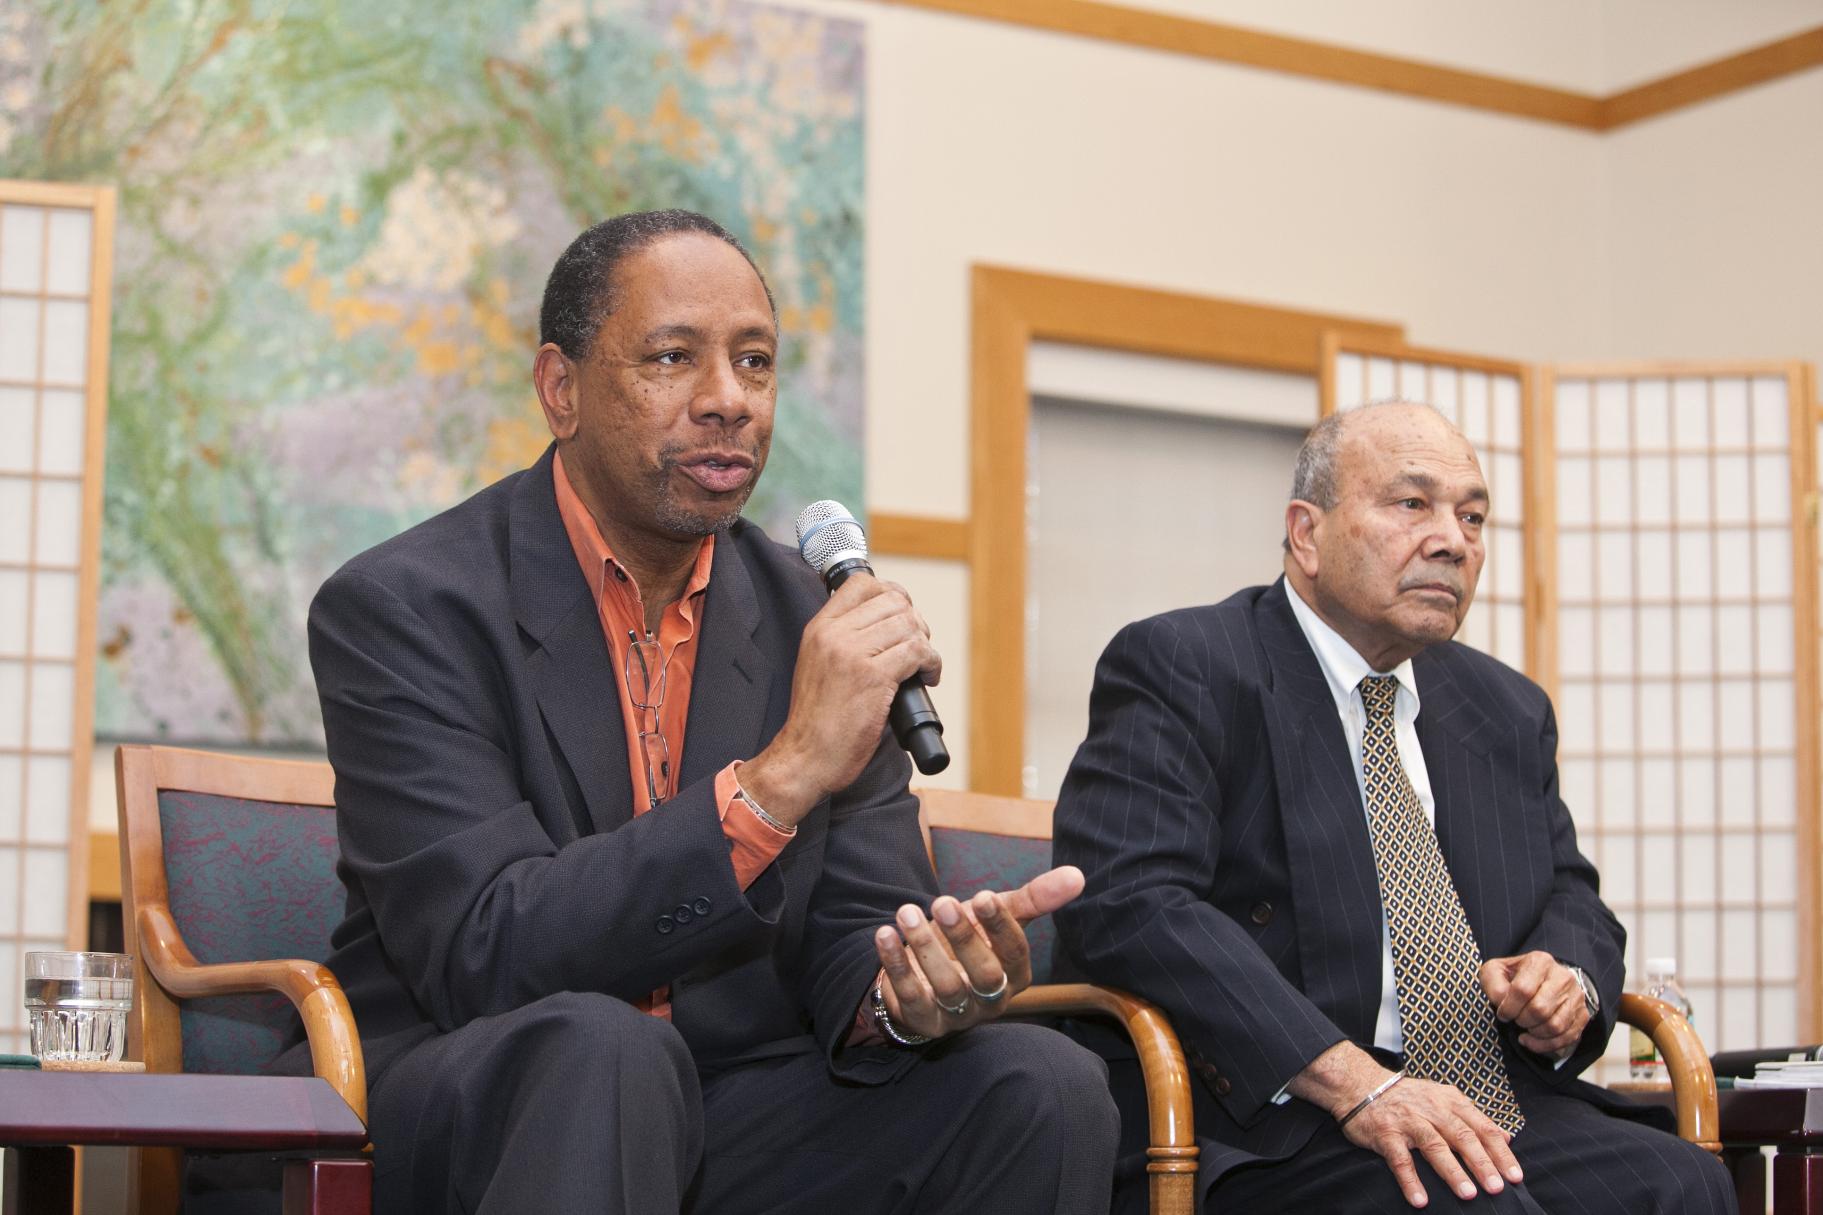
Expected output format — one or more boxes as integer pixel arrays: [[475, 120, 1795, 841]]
[[1359, 675, 1400, 718]]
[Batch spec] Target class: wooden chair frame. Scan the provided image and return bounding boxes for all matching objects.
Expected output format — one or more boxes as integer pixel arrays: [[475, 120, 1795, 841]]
[[917, 788, 1198, 1214], [114, 743, 368, 1213]]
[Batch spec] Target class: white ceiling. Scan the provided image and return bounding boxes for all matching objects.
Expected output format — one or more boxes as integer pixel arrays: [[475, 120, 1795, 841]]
[[1122, 0, 1823, 93]]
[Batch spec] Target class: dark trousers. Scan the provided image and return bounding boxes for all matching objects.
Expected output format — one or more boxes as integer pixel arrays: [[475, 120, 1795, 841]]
[[1100, 1054, 1736, 1215], [371, 992, 1119, 1215]]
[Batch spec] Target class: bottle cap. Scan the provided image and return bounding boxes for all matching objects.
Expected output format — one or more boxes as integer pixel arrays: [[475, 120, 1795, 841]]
[[1645, 956, 1678, 975]]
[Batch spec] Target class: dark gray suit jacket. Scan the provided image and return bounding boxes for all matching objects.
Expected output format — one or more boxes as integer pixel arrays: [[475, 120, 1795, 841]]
[[1052, 579, 1627, 1183], [307, 446, 935, 1088]]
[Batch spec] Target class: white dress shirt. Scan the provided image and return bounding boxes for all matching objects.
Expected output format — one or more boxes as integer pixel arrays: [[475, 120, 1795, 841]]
[[1283, 581, 1434, 1053]]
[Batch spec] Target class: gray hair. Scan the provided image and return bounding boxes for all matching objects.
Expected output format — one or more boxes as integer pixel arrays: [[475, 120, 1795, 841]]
[[1284, 398, 1448, 550]]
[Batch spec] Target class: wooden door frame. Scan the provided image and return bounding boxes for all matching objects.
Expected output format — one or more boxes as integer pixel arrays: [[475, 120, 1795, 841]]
[[965, 265, 1401, 795]]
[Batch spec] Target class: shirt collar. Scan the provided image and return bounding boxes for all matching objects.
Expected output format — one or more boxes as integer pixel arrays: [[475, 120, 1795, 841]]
[[1282, 579, 1421, 714], [552, 447, 714, 611]]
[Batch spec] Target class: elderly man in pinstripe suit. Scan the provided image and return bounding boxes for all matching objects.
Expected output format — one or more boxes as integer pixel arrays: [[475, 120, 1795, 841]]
[[1054, 401, 1733, 1214]]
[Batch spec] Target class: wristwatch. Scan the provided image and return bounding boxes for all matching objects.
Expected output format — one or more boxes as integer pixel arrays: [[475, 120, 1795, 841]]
[[1566, 965, 1600, 1018]]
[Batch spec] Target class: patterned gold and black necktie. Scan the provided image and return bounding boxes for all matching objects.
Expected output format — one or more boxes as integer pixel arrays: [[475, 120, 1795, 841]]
[[1358, 675, 1525, 1134]]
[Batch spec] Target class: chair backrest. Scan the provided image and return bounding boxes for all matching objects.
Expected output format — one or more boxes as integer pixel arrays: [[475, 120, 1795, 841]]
[[115, 745, 341, 1077], [915, 788, 1060, 983]]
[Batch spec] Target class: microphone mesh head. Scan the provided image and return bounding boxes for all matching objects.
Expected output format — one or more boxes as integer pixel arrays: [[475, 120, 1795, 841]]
[[794, 499, 868, 574]]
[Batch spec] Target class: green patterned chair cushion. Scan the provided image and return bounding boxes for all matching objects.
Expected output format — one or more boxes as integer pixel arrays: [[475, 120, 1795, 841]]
[[158, 790, 342, 1076]]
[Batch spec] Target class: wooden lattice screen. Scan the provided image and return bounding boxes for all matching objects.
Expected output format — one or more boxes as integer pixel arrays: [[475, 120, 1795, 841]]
[[0, 180, 114, 1054]]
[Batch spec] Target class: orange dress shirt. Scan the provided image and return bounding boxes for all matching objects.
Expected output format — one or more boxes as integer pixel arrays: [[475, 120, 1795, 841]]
[[553, 451, 794, 1019]]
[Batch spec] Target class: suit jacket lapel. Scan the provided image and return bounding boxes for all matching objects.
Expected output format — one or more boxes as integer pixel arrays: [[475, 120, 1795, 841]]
[[1255, 580, 1385, 1040], [679, 527, 775, 789], [511, 446, 632, 837]]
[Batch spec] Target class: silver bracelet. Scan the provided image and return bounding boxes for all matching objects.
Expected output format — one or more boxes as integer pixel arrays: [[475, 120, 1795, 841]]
[[736, 779, 797, 836], [1338, 1072, 1405, 1128], [871, 984, 932, 1047]]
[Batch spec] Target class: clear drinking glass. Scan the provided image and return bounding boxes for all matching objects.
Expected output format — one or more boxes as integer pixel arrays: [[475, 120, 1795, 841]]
[[24, 951, 134, 1062]]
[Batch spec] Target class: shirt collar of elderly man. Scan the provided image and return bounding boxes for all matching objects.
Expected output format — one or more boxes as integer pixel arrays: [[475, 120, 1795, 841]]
[[1282, 400, 1491, 675]]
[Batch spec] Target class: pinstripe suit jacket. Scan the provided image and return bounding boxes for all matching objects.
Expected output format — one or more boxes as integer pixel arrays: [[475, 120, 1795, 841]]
[[1052, 579, 1626, 1183]]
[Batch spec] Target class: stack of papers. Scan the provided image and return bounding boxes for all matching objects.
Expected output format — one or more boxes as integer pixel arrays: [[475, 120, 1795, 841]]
[[1735, 1058, 1823, 1089]]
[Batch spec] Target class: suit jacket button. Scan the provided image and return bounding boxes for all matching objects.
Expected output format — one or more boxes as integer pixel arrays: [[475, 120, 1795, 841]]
[[1249, 901, 1273, 925], [1215, 1076, 1233, 1096], [656, 915, 675, 934], [692, 896, 712, 917], [673, 904, 693, 925], [1194, 1060, 1217, 1079]]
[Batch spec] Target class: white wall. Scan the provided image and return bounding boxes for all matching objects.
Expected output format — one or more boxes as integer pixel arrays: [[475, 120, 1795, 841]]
[[1606, 70, 1823, 371], [782, 0, 1643, 784]]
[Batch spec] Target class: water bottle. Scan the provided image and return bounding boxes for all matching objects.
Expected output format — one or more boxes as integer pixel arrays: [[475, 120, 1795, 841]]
[[1628, 957, 1692, 1082]]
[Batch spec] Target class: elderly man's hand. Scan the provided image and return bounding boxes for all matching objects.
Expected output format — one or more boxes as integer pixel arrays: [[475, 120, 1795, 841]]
[[1289, 1041, 1522, 1208], [872, 865, 1084, 1039], [1479, 951, 1590, 1058]]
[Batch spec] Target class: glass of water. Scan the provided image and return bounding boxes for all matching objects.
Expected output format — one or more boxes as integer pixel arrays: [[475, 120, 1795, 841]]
[[24, 951, 134, 1063]]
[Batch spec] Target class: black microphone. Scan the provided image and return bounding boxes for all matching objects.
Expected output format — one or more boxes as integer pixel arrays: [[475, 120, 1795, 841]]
[[794, 500, 950, 775]]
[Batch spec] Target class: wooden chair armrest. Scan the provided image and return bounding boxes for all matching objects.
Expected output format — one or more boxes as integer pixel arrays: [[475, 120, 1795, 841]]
[[1617, 992, 1718, 1154], [137, 904, 368, 1125], [1009, 983, 1197, 1213]]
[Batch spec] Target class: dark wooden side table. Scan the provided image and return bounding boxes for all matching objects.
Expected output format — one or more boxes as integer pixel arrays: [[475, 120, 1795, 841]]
[[1629, 1085, 1823, 1214], [0, 1071, 370, 1215]]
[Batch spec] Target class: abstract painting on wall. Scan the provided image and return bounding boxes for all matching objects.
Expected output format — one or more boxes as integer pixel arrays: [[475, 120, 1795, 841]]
[[0, 0, 864, 743]]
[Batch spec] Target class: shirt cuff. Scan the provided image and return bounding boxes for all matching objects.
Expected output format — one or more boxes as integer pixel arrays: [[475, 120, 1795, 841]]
[[715, 762, 795, 890]]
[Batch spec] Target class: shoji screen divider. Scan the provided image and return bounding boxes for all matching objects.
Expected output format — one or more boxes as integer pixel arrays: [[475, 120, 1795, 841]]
[[0, 180, 115, 1054], [1318, 333, 1538, 680], [1544, 362, 1819, 1064], [1323, 336, 1822, 1073]]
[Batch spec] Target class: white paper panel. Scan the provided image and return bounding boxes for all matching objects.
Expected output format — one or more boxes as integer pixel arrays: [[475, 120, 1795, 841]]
[[0, 658, 23, 747], [26, 660, 72, 751], [35, 388, 82, 477], [1760, 834, 1798, 906], [0, 385, 31, 473], [1683, 908, 1717, 981], [1556, 380, 1591, 448], [0, 476, 28, 563], [0, 754, 19, 837], [1594, 379, 1630, 451], [1635, 532, 1672, 599], [1719, 757, 1757, 826], [0, 296, 41, 380], [1365, 357, 1395, 400], [1712, 381, 1751, 447], [1639, 759, 1675, 826], [23, 755, 69, 845], [0, 568, 24, 654], [29, 570, 76, 660], [1603, 763, 1638, 831], [1335, 354, 1364, 405], [1634, 380, 1670, 447], [0, 206, 45, 293], [1672, 379, 1709, 445], [1558, 458, 1591, 523], [1755, 529, 1792, 596], [1679, 836, 1715, 902], [1762, 757, 1795, 826], [0, 849, 16, 935], [1750, 377, 1789, 443], [21, 851, 67, 937], [43, 209, 92, 296], [39, 300, 86, 387], [32, 478, 80, 565]]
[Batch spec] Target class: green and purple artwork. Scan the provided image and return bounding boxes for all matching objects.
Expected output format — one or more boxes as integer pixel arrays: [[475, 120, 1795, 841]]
[[0, 0, 864, 743]]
